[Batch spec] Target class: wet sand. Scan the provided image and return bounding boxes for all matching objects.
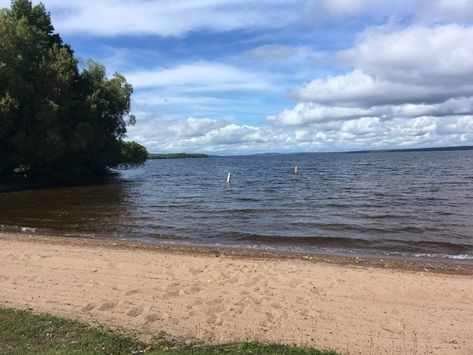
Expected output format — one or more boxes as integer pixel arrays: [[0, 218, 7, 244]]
[[1, 232, 472, 354]]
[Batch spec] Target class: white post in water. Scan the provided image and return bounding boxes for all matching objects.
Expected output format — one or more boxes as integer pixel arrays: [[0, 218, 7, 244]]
[[227, 173, 232, 184], [294, 165, 298, 175]]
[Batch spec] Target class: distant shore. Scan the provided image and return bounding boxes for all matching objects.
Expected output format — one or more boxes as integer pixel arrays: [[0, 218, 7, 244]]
[[148, 153, 208, 159], [1, 231, 473, 354]]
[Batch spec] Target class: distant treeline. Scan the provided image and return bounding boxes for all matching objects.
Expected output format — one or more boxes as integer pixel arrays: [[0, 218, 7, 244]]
[[345, 145, 473, 154], [148, 153, 208, 159]]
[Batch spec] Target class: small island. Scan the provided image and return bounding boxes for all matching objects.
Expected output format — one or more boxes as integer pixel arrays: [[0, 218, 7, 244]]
[[148, 153, 209, 159]]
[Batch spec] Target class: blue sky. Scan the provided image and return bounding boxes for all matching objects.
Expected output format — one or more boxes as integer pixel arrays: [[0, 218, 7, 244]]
[[3, 0, 473, 154]]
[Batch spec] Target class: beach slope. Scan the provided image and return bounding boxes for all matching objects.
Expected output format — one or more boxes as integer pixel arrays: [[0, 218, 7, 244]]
[[1, 233, 472, 354]]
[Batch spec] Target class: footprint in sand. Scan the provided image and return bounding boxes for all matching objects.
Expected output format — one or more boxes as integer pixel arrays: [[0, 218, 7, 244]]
[[265, 311, 275, 322], [288, 278, 303, 288], [188, 285, 202, 293], [205, 298, 223, 306], [145, 313, 160, 322], [186, 298, 203, 310], [253, 297, 264, 305], [107, 262, 117, 269], [98, 302, 117, 311], [299, 307, 310, 318], [125, 289, 141, 296], [163, 290, 180, 298], [206, 315, 217, 325], [204, 298, 225, 317], [127, 306, 144, 317], [81, 303, 96, 312], [243, 276, 264, 287], [5, 253, 18, 261], [190, 268, 203, 275]]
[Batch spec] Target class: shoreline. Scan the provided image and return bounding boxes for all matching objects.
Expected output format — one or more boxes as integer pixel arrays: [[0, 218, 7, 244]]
[[1, 232, 473, 276], [2, 231, 473, 354]]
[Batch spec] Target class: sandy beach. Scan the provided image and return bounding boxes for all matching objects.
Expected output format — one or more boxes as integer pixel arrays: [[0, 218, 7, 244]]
[[1, 233, 472, 354]]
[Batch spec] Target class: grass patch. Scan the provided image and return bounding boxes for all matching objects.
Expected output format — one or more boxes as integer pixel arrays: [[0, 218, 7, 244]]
[[0, 307, 338, 354]]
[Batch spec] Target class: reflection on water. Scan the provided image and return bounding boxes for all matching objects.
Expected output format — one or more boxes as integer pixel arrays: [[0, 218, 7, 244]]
[[1, 150, 473, 261]]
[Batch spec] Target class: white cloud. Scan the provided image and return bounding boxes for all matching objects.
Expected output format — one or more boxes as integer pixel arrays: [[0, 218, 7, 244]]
[[2, 0, 473, 37], [122, 22, 473, 152], [274, 24, 473, 139], [261, 23, 473, 152], [127, 114, 473, 154], [27, 0, 314, 37], [126, 62, 274, 92], [293, 25, 473, 108], [269, 102, 373, 126], [416, 0, 473, 22], [293, 70, 442, 107], [270, 98, 473, 126], [128, 117, 276, 154], [341, 24, 473, 86], [242, 45, 325, 63], [321, 0, 385, 17]]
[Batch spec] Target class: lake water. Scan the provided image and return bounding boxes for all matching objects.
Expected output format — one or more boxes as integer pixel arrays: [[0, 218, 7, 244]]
[[1, 150, 473, 262]]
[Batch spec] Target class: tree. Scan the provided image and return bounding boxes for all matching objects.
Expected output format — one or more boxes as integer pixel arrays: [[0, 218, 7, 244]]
[[0, 0, 146, 184], [116, 140, 149, 166]]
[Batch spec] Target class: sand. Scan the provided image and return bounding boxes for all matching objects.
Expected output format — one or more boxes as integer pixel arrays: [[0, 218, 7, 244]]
[[1, 233, 472, 354]]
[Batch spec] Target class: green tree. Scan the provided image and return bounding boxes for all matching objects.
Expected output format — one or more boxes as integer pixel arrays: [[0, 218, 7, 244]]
[[116, 140, 149, 166], [0, 0, 146, 184]]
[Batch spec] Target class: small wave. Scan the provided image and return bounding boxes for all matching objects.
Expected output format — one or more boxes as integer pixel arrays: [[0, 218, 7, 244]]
[[21, 227, 37, 233], [235, 234, 473, 255], [450, 254, 473, 260], [145, 233, 190, 241], [237, 197, 260, 202], [389, 252, 473, 261], [0, 224, 38, 234]]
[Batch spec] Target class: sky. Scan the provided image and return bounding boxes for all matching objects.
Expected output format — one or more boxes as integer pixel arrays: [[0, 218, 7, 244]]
[[3, 0, 473, 154]]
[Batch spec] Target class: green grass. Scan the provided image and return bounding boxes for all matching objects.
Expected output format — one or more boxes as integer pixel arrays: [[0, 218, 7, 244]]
[[0, 308, 337, 355]]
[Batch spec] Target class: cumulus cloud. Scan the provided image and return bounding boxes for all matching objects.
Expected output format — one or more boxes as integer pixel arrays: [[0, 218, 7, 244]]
[[127, 114, 473, 154], [341, 24, 473, 86], [274, 24, 473, 134], [271, 98, 473, 126], [128, 117, 277, 154], [293, 25, 473, 107], [293, 70, 442, 107], [127, 23, 473, 152]]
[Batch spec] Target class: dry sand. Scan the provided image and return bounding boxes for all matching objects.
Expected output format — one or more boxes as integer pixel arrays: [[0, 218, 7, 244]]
[[1, 233, 472, 354]]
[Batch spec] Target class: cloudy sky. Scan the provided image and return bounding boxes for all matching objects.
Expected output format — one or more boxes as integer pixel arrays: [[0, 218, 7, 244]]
[[4, 0, 473, 154]]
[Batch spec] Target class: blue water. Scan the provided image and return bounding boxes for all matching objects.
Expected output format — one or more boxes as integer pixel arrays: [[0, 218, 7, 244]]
[[1, 150, 473, 261]]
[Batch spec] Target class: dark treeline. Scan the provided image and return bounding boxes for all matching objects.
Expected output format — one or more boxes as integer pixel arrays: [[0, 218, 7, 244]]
[[148, 153, 209, 159], [0, 0, 147, 185]]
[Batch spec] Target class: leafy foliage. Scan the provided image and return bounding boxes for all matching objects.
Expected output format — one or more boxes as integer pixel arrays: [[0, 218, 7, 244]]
[[117, 140, 149, 166], [0, 0, 146, 184]]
